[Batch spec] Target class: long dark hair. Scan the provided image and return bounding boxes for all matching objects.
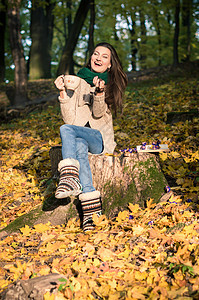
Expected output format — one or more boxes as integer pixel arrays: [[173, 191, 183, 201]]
[[86, 42, 128, 114]]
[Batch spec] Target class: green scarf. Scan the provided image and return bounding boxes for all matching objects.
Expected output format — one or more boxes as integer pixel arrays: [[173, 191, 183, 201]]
[[77, 67, 108, 87]]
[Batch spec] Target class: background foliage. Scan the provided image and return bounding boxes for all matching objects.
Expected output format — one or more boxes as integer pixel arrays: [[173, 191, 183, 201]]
[[1, 0, 199, 82]]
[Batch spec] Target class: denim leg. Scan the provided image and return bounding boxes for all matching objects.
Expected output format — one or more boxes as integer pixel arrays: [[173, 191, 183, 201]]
[[60, 124, 103, 159], [76, 137, 95, 193], [60, 124, 77, 159], [60, 124, 103, 193]]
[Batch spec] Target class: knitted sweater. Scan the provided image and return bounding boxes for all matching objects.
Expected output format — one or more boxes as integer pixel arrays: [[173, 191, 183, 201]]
[[59, 77, 116, 154]]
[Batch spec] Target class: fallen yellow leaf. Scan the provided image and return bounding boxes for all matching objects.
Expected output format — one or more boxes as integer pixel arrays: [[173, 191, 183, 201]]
[[20, 225, 31, 236], [128, 203, 140, 213], [44, 291, 55, 300], [97, 247, 115, 261]]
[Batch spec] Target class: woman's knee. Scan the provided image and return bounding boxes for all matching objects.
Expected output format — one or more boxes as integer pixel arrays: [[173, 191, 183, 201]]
[[60, 124, 73, 135]]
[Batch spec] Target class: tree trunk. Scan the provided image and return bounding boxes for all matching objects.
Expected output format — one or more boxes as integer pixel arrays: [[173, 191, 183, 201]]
[[151, 0, 162, 66], [0, 0, 7, 82], [29, 0, 55, 80], [88, 0, 95, 58], [173, 0, 180, 66], [182, 0, 192, 61], [7, 0, 28, 106], [0, 148, 170, 237], [126, 13, 137, 71], [139, 9, 147, 69], [84, 0, 95, 64], [67, 1, 75, 74], [154, 11, 162, 66], [56, 0, 90, 76], [67, 1, 72, 38], [165, 9, 172, 49]]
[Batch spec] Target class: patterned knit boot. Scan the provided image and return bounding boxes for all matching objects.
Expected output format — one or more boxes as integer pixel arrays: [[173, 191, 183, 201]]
[[55, 158, 82, 199], [79, 191, 102, 232]]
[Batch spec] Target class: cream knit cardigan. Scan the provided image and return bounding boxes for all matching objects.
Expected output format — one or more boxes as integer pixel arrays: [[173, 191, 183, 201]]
[[59, 77, 116, 154]]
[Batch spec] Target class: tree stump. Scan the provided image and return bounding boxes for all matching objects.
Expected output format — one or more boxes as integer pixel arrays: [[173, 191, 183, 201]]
[[49, 146, 169, 218], [0, 146, 170, 237]]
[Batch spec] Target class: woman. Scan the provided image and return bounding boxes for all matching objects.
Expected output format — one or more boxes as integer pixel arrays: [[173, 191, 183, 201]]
[[54, 42, 127, 231]]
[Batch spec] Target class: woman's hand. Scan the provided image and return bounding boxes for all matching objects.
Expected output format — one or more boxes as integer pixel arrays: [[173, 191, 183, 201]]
[[54, 75, 65, 91], [93, 76, 105, 94]]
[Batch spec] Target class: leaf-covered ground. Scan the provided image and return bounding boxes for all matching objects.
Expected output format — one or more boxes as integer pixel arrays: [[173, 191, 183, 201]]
[[0, 70, 198, 299]]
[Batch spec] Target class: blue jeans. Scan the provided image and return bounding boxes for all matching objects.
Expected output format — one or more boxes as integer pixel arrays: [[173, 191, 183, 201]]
[[60, 124, 104, 193]]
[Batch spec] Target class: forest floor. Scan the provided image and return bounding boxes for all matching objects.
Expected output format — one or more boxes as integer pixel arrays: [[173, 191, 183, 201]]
[[0, 62, 199, 299]]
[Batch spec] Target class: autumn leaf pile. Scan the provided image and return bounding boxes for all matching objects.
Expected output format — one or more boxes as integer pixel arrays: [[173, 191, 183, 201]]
[[0, 73, 198, 299], [0, 199, 199, 299]]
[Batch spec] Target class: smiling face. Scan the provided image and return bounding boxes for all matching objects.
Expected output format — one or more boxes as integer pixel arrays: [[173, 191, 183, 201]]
[[90, 46, 111, 73]]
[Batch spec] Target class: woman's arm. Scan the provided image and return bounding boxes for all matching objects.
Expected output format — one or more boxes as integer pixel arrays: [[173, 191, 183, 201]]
[[92, 76, 108, 118]]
